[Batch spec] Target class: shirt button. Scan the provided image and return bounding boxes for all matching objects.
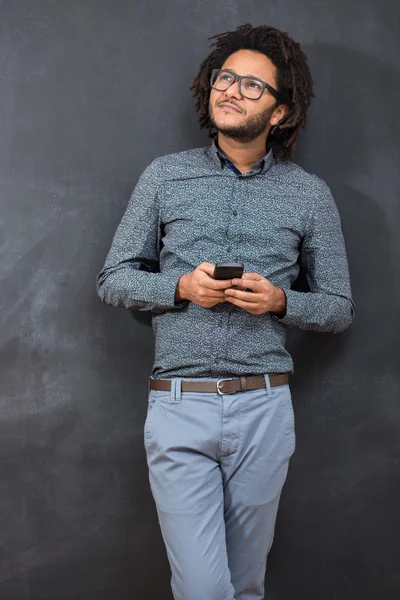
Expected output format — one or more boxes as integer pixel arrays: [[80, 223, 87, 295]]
[[227, 247, 232, 253], [232, 209, 237, 216]]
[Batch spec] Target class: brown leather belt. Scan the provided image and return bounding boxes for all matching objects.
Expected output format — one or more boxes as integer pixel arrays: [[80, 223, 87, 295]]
[[149, 373, 289, 396]]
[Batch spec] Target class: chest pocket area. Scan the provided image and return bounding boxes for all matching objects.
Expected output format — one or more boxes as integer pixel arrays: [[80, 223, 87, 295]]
[[243, 210, 303, 270], [160, 181, 227, 247]]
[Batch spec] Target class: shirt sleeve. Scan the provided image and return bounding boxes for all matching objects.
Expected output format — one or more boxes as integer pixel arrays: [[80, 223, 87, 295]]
[[96, 160, 189, 313], [274, 179, 355, 332]]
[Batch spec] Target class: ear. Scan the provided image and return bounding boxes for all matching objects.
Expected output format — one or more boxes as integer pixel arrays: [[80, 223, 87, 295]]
[[269, 103, 290, 127]]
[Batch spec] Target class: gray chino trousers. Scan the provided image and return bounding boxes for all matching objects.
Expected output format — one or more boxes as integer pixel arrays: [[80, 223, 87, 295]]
[[144, 374, 296, 600]]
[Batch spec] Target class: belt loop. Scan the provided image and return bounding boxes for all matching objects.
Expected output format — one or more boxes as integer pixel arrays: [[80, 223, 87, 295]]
[[148, 376, 152, 395], [170, 378, 182, 403], [263, 373, 272, 398]]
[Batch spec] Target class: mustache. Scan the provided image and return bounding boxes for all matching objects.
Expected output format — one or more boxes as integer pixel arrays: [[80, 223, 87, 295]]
[[216, 100, 244, 114]]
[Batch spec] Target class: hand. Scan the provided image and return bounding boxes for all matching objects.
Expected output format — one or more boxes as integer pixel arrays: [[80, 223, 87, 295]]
[[176, 262, 233, 309], [224, 272, 287, 316]]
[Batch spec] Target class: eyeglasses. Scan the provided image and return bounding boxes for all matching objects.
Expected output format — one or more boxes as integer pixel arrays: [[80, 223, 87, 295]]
[[210, 68, 282, 102]]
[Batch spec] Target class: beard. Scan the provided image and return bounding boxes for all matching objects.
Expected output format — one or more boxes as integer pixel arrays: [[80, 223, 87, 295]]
[[209, 101, 277, 143]]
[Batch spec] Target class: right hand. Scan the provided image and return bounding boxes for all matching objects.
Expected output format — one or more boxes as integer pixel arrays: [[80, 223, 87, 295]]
[[176, 262, 233, 308]]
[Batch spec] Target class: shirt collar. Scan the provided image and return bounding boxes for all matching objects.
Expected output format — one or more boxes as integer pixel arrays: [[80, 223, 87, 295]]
[[209, 135, 275, 175]]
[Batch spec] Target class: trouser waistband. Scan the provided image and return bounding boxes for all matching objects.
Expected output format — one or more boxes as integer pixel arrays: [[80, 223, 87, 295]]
[[149, 373, 289, 396]]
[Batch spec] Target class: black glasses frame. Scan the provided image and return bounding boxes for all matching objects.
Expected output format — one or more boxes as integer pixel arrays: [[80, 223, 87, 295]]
[[210, 68, 282, 103]]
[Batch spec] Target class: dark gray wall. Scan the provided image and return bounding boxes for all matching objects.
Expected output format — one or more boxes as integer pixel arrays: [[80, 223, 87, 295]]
[[1, 1, 399, 599]]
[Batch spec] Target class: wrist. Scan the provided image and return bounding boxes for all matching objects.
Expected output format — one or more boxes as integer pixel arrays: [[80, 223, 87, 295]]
[[272, 286, 287, 317], [175, 274, 189, 303]]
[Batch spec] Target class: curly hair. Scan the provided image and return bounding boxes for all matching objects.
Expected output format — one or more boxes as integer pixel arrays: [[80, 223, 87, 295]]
[[190, 23, 315, 161]]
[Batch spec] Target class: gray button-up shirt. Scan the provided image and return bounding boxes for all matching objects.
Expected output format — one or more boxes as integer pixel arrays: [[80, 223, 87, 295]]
[[96, 138, 355, 378]]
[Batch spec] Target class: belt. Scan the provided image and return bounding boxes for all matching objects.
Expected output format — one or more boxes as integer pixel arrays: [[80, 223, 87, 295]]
[[149, 373, 289, 396]]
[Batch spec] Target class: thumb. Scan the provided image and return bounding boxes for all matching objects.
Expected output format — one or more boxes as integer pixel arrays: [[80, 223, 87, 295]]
[[242, 272, 263, 280]]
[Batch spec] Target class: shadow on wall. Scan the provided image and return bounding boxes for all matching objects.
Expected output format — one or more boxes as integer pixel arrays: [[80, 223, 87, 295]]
[[130, 43, 399, 391], [266, 43, 399, 599], [286, 42, 398, 392]]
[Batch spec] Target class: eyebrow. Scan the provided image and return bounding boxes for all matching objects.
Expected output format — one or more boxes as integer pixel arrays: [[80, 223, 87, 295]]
[[221, 67, 263, 81]]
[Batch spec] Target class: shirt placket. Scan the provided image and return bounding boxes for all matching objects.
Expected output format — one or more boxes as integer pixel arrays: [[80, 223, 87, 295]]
[[210, 165, 243, 375]]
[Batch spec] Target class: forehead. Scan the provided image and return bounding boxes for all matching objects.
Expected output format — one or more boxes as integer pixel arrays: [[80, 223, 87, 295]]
[[220, 49, 276, 83]]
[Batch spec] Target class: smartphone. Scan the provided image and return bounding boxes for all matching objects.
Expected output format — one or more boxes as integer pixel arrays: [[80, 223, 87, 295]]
[[212, 262, 253, 292], [212, 262, 244, 280]]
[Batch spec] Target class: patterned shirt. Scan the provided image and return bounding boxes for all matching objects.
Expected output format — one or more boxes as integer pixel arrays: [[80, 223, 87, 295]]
[[96, 138, 355, 378]]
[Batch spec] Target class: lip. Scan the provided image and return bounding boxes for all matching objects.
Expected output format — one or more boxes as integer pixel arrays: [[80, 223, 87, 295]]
[[218, 103, 242, 114]]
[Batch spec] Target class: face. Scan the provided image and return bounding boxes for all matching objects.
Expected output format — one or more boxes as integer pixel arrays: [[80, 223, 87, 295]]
[[209, 49, 289, 143]]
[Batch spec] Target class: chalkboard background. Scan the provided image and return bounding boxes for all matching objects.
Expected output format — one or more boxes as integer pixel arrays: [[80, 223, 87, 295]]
[[1, 1, 399, 599]]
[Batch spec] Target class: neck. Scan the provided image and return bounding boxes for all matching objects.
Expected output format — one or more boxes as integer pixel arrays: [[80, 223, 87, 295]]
[[216, 132, 269, 172]]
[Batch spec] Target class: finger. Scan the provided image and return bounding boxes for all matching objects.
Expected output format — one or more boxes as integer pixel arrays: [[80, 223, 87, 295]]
[[197, 294, 226, 305], [225, 296, 261, 310], [198, 262, 216, 275], [200, 272, 233, 290], [230, 278, 260, 291], [200, 274, 232, 290], [242, 272, 264, 280], [209, 281, 234, 291], [225, 288, 260, 301], [197, 262, 232, 287]]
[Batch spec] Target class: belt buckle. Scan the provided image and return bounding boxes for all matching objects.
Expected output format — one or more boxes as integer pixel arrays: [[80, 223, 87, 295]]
[[216, 378, 237, 395]]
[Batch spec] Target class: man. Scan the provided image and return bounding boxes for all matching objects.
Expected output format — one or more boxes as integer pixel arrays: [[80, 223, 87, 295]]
[[96, 23, 355, 600]]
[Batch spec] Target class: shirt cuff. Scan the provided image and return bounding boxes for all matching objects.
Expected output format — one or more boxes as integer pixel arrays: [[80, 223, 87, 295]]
[[271, 289, 305, 327], [149, 272, 190, 310]]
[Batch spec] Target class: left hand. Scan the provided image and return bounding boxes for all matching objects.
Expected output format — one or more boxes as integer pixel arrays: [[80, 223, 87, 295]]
[[224, 272, 287, 316]]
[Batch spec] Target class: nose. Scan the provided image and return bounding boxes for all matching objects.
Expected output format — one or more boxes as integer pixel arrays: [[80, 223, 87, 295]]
[[224, 79, 242, 100]]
